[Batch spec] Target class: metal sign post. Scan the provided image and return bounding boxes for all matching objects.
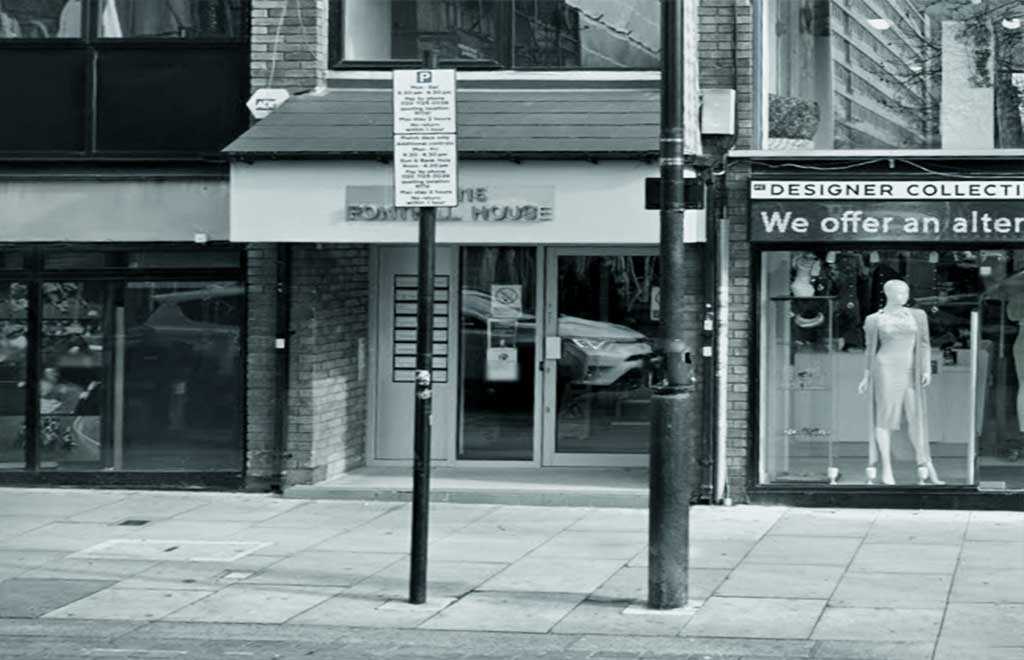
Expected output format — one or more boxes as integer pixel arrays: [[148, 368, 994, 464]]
[[393, 51, 457, 605]]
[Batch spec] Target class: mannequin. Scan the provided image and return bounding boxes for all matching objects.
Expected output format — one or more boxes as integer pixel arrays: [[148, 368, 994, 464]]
[[857, 279, 944, 485], [1007, 294, 1024, 433]]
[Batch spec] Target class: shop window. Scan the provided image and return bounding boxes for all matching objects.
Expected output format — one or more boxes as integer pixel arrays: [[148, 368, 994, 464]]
[[331, 0, 660, 69], [760, 249, 1024, 490], [97, 1, 243, 39], [0, 0, 80, 38], [0, 248, 245, 474], [126, 250, 241, 269], [761, 0, 1024, 150]]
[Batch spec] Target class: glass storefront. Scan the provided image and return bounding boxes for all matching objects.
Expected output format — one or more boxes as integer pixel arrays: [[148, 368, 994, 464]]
[[763, 0, 1024, 150], [761, 248, 1024, 489], [0, 247, 244, 475], [333, 0, 660, 68], [0, 1, 243, 39]]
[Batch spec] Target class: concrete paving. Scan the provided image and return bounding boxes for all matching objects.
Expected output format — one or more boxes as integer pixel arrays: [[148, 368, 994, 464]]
[[0, 487, 1021, 659]]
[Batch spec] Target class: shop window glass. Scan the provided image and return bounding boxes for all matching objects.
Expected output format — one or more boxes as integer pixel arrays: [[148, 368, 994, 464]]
[[126, 249, 241, 269], [122, 281, 243, 470], [335, 0, 659, 68], [763, 0, 1024, 150], [44, 252, 112, 270], [97, 0, 243, 38], [0, 282, 27, 470], [0, 252, 25, 270], [761, 249, 1024, 490], [0, 0, 81, 38]]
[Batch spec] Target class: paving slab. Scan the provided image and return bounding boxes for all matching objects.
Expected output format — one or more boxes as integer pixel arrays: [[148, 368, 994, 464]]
[[527, 530, 645, 560], [682, 596, 826, 639], [42, 586, 212, 621], [588, 566, 729, 603], [552, 600, 690, 636], [163, 584, 338, 624], [1, 523, 132, 553], [965, 517, 1024, 542], [21, 557, 156, 581], [349, 558, 505, 599], [289, 591, 452, 628], [862, 520, 966, 545], [478, 556, 623, 595], [0, 489, 125, 518], [570, 635, 814, 657], [428, 531, 551, 563], [764, 510, 874, 538], [0, 578, 115, 618], [244, 550, 403, 587], [0, 617, 141, 639], [717, 563, 844, 599], [810, 606, 943, 641], [0, 516, 51, 541], [420, 591, 583, 633], [168, 497, 305, 523], [829, 571, 951, 609], [949, 567, 1024, 604], [0, 550, 67, 581], [253, 500, 399, 529], [744, 535, 861, 567], [848, 543, 959, 574], [119, 520, 255, 541], [116, 554, 283, 591], [957, 541, 1024, 571], [810, 640, 934, 660], [937, 602, 1024, 647], [224, 525, 342, 556], [65, 494, 209, 524]]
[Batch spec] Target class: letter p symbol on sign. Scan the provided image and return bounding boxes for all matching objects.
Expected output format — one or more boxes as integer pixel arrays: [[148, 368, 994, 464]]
[[417, 71, 433, 83]]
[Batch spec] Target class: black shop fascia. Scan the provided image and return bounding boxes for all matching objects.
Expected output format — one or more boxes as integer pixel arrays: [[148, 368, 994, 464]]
[[747, 174, 1024, 508]]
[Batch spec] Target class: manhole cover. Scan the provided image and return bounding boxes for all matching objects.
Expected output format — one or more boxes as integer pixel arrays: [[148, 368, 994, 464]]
[[70, 539, 269, 562]]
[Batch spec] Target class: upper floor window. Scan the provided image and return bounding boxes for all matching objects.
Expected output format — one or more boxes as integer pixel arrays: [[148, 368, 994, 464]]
[[0, 0, 248, 156], [762, 0, 1024, 150], [0, 0, 243, 40], [331, 0, 660, 69]]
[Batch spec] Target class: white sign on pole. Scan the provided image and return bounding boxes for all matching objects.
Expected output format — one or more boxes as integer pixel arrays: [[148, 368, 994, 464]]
[[393, 69, 458, 208]]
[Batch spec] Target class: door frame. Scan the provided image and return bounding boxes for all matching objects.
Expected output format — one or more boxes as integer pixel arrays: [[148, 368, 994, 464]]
[[541, 246, 657, 467]]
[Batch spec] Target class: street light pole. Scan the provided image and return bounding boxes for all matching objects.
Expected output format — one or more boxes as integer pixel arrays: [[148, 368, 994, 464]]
[[648, 0, 691, 610]]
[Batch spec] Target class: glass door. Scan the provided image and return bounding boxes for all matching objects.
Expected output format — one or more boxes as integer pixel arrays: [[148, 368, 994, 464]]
[[542, 248, 659, 466]]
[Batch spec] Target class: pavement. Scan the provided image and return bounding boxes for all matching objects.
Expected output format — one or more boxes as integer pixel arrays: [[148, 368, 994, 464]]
[[0, 488, 1021, 659]]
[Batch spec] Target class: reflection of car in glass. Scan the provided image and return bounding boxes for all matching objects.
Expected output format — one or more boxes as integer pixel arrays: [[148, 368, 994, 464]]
[[460, 289, 656, 391]]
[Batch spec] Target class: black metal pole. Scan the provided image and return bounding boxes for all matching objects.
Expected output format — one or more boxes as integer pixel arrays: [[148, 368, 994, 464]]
[[648, 0, 691, 610], [410, 50, 439, 606]]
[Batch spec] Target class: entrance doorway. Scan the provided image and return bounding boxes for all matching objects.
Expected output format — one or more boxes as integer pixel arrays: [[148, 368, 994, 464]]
[[371, 246, 658, 468]]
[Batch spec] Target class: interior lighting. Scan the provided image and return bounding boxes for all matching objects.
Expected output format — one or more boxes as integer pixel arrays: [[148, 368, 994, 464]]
[[866, 17, 892, 30], [1002, 18, 1022, 29]]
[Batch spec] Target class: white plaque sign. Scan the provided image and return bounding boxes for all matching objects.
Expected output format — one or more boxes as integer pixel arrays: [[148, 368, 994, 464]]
[[393, 69, 458, 208]]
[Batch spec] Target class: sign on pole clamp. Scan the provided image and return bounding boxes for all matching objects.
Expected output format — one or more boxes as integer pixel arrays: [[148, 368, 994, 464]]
[[393, 69, 458, 209]]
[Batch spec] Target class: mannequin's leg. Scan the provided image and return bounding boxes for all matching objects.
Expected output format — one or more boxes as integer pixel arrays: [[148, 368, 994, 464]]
[[905, 389, 944, 484], [1014, 336, 1024, 433], [874, 428, 894, 485]]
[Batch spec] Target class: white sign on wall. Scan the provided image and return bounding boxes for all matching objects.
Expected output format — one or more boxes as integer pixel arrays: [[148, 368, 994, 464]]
[[246, 88, 290, 119], [393, 69, 458, 208]]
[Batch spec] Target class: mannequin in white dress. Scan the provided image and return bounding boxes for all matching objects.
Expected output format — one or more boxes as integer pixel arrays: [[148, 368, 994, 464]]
[[858, 280, 944, 485]]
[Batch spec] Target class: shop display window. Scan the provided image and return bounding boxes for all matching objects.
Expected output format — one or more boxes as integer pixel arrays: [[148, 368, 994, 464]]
[[332, 0, 659, 68], [762, 0, 1024, 150], [760, 249, 1024, 490], [0, 247, 244, 475]]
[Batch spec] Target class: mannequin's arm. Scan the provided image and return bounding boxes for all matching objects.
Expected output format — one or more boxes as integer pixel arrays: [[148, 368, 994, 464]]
[[858, 315, 877, 394], [1009, 298, 1024, 322], [917, 309, 931, 386]]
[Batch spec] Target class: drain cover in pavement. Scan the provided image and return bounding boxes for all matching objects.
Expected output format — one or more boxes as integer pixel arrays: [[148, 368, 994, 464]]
[[70, 539, 269, 562]]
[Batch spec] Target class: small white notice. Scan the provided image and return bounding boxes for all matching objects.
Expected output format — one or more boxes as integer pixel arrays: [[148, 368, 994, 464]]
[[393, 68, 458, 208], [490, 284, 523, 318], [394, 134, 458, 208], [246, 88, 290, 119]]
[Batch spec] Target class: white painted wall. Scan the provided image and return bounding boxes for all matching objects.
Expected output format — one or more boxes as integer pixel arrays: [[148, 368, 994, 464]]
[[229, 160, 705, 245]]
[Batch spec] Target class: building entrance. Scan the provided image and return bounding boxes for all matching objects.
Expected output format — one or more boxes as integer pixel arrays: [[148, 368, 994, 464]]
[[372, 246, 658, 468]]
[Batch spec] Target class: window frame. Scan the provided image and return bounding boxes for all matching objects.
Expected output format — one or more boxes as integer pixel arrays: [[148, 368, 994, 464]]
[[327, 0, 661, 71], [0, 1, 250, 159]]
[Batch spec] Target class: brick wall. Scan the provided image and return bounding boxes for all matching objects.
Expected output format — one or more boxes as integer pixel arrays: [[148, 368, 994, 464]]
[[285, 245, 369, 485], [698, 1, 757, 501], [244, 245, 279, 490], [251, 0, 328, 93]]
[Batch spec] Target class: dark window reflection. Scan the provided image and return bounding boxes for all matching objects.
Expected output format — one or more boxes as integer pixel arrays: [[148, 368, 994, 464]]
[[123, 281, 243, 470]]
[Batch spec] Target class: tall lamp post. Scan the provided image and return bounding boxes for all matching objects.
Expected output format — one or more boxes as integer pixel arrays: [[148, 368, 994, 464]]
[[648, 0, 692, 610]]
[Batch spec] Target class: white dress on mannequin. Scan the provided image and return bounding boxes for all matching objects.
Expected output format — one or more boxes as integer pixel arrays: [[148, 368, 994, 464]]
[[1008, 296, 1024, 432]]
